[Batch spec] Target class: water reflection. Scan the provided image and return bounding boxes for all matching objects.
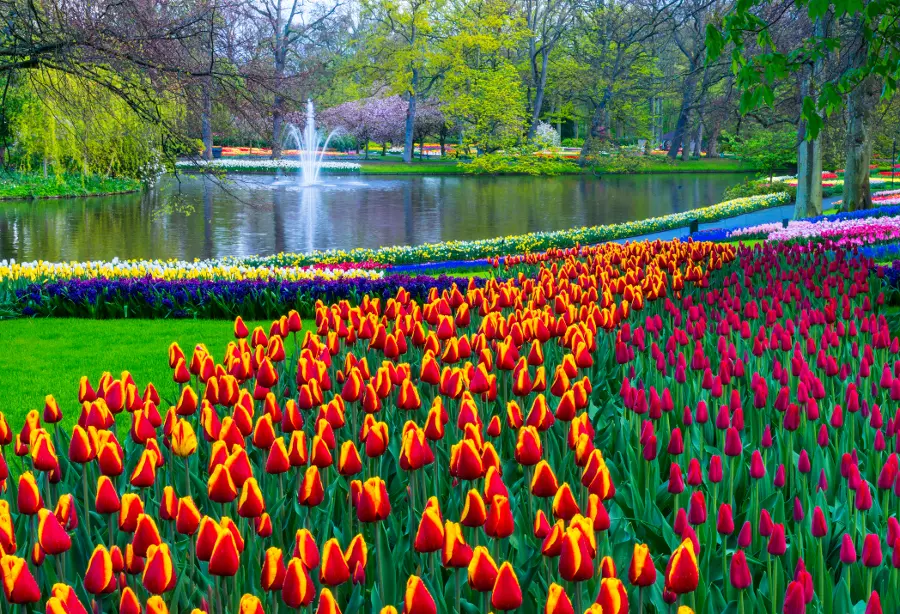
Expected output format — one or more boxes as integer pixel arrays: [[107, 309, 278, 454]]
[[0, 172, 752, 261]]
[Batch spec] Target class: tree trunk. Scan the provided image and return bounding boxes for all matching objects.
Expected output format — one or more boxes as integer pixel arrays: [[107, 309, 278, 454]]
[[271, 47, 286, 160], [795, 16, 826, 218], [669, 71, 697, 161], [842, 74, 879, 211], [579, 89, 611, 163], [706, 123, 719, 158], [527, 52, 550, 140], [692, 122, 703, 157], [403, 69, 419, 164], [201, 77, 213, 161], [681, 121, 692, 161]]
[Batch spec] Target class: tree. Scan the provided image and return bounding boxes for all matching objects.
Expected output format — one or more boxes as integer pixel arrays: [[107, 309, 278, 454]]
[[568, 0, 674, 162], [711, 0, 900, 210], [242, 0, 341, 158], [441, 0, 528, 152], [726, 129, 795, 184], [358, 0, 445, 163], [516, 0, 575, 139]]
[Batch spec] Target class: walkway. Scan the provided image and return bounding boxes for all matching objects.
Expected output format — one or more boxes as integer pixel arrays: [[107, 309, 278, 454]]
[[612, 196, 842, 243]]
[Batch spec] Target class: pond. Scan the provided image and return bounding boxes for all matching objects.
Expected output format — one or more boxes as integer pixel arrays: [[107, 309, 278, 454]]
[[0, 172, 754, 261]]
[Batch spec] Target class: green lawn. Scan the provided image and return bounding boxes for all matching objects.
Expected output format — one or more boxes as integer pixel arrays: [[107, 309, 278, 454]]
[[0, 171, 141, 200], [0, 318, 303, 431]]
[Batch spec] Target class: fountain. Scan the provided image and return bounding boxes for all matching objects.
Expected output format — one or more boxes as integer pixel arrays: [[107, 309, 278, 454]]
[[284, 99, 337, 187]]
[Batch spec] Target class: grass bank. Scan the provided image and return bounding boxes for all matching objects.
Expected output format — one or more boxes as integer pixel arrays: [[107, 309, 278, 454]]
[[359, 160, 466, 174], [0, 318, 309, 430], [0, 171, 142, 200]]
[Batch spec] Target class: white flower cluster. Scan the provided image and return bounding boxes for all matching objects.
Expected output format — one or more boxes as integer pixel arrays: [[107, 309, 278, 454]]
[[175, 159, 361, 171]]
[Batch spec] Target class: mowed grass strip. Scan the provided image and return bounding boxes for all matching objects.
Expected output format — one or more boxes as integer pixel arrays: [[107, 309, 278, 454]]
[[0, 318, 311, 431]]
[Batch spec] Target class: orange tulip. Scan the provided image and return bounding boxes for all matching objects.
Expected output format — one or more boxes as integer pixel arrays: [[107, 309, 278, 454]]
[[460, 489, 487, 527], [345, 533, 367, 575], [531, 460, 559, 498], [146, 596, 168, 614], [84, 545, 115, 594], [552, 483, 580, 520], [208, 464, 238, 503], [558, 525, 593, 582], [595, 578, 629, 614], [68, 425, 95, 464], [37, 508, 71, 555], [265, 438, 291, 474], [628, 543, 657, 587], [0, 500, 15, 552], [467, 546, 498, 592], [485, 495, 514, 539], [404, 575, 437, 614], [47, 584, 89, 614], [129, 449, 158, 488], [209, 528, 241, 576], [491, 562, 523, 611], [293, 528, 320, 568], [95, 475, 121, 515], [171, 420, 197, 457], [357, 477, 391, 522], [319, 538, 350, 586], [282, 557, 315, 608], [414, 506, 444, 553], [261, 547, 286, 591], [176, 497, 201, 535], [131, 513, 162, 557], [119, 587, 142, 614], [545, 583, 574, 614], [665, 539, 699, 594], [298, 466, 325, 508], [142, 544, 176, 594], [239, 595, 264, 614], [159, 487, 177, 521], [515, 426, 542, 465], [238, 477, 266, 518], [17, 472, 42, 515], [314, 588, 341, 614], [97, 440, 124, 476], [119, 493, 144, 532], [1, 555, 42, 603]]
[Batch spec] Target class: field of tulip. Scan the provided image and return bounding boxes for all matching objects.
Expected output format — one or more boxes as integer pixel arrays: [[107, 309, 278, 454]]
[[0, 236, 896, 614]]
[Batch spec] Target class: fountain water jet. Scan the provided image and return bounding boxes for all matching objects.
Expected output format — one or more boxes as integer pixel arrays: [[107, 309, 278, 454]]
[[283, 99, 338, 187]]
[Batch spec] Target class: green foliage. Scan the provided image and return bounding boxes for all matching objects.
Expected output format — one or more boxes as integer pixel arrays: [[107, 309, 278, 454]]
[[9, 71, 172, 181], [440, 0, 528, 152], [561, 138, 584, 147], [722, 130, 796, 181], [588, 151, 652, 174], [724, 178, 797, 200], [711, 0, 900, 139], [463, 151, 581, 175], [0, 170, 141, 199]]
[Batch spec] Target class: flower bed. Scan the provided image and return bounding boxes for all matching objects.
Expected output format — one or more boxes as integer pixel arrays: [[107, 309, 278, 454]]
[[232, 192, 791, 267], [0, 259, 383, 285], [0, 239, 895, 614], [12, 274, 486, 319]]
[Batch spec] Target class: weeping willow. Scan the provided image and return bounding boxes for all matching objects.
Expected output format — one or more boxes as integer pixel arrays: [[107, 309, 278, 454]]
[[11, 69, 183, 181]]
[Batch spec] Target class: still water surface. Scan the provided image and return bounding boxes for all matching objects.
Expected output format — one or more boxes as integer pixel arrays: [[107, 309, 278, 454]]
[[0, 172, 752, 261]]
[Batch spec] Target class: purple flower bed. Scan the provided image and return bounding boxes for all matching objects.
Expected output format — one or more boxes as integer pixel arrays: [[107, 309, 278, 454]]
[[14, 275, 485, 319]]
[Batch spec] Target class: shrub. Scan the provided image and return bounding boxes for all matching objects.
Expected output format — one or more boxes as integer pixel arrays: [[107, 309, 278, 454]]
[[463, 151, 580, 176], [724, 179, 796, 201], [561, 138, 584, 147]]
